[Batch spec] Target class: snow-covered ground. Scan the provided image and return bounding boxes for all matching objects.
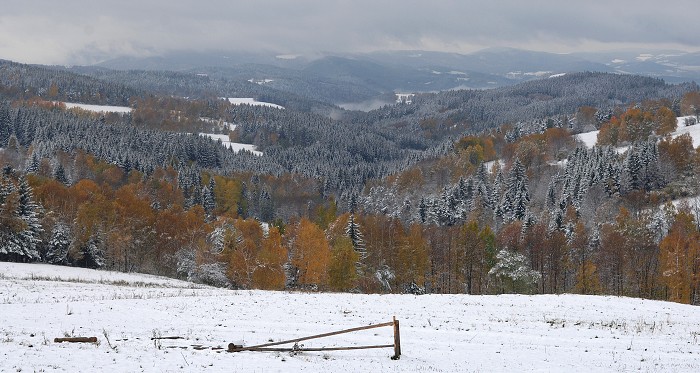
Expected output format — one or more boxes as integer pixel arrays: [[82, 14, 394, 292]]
[[483, 159, 505, 173], [199, 117, 235, 131], [226, 98, 284, 110], [248, 79, 275, 85], [1, 262, 699, 372], [63, 102, 132, 113], [672, 116, 700, 148], [199, 133, 262, 156], [574, 130, 600, 148]]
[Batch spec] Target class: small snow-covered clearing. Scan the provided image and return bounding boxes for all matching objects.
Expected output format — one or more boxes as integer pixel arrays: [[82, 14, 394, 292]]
[[1, 263, 699, 372], [574, 130, 599, 148], [63, 102, 132, 113], [226, 98, 284, 110], [199, 133, 262, 156]]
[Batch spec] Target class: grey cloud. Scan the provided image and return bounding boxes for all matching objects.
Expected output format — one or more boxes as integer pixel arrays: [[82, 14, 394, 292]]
[[1, 0, 699, 65]]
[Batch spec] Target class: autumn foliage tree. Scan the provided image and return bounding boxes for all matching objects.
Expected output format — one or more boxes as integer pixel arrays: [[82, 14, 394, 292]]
[[328, 236, 359, 292], [395, 224, 430, 292], [252, 226, 287, 290], [290, 218, 330, 289], [660, 208, 700, 304], [598, 105, 678, 146], [225, 219, 263, 288], [659, 133, 695, 174], [680, 91, 700, 117]]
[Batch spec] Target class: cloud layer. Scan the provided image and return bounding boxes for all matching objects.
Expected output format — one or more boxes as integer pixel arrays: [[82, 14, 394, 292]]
[[1, 0, 699, 65]]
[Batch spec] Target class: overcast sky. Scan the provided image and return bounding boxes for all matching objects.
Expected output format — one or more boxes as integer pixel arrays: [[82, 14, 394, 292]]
[[1, 0, 699, 65]]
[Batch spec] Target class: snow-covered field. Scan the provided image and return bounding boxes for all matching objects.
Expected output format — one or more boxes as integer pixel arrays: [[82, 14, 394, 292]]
[[63, 102, 132, 113], [672, 116, 700, 148], [226, 98, 284, 110], [1, 263, 699, 372]]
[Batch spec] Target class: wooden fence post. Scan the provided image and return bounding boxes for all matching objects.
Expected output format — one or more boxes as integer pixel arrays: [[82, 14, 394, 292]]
[[392, 315, 401, 360]]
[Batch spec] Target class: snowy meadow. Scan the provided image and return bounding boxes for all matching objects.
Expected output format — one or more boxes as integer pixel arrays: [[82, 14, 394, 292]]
[[1, 263, 699, 372]]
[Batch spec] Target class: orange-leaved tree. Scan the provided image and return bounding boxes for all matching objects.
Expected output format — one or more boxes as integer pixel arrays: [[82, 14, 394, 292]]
[[290, 218, 330, 289], [252, 226, 287, 290]]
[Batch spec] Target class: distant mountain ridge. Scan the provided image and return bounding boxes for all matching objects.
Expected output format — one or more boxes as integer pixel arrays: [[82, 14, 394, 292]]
[[92, 48, 700, 105]]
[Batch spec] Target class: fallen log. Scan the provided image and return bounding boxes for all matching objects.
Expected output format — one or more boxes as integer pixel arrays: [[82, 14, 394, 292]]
[[150, 336, 184, 340], [54, 337, 98, 343]]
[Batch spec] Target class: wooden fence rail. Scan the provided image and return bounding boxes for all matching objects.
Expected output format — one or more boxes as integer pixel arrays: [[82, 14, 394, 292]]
[[54, 337, 98, 343], [227, 316, 401, 360]]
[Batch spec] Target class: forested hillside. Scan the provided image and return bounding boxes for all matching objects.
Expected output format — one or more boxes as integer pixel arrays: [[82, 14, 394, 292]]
[[65, 66, 342, 114], [0, 60, 139, 105], [2, 59, 700, 306]]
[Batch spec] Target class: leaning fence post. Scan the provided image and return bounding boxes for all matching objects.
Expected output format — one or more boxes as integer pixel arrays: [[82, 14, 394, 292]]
[[392, 316, 401, 360]]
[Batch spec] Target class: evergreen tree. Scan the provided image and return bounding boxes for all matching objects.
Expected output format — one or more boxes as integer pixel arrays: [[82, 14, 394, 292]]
[[45, 223, 70, 265], [77, 234, 105, 269], [25, 152, 40, 174], [500, 159, 530, 222], [0, 177, 23, 261], [201, 186, 215, 217], [345, 214, 367, 259], [17, 177, 44, 261], [208, 177, 216, 196], [52, 162, 69, 185], [238, 182, 249, 218], [624, 151, 642, 191], [258, 187, 274, 222], [546, 179, 557, 209], [0, 104, 12, 146], [418, 198, 428, 224]]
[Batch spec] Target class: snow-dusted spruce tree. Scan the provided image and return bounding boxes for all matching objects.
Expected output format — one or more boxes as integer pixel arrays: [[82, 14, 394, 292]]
[[24, 152, 39, 174], [51, 162, 69, 185], [345, 214, 366, 258], [201, 185, 215, 218], [488, 249, 541, 294], [0, 180, 24, 261], [77, 235, 105, 269], [499, 159, 530, 222], [17, 176, 43, 256], [0, 175, 42, 262], [45, 222, 70, 265]]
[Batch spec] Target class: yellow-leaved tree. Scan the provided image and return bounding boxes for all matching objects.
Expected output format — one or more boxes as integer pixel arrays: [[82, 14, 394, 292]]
[[396, 224, 429, 292], [660, 209, 700, 304], [328, 236, 359, 292], [291, 218, 330, 289]]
